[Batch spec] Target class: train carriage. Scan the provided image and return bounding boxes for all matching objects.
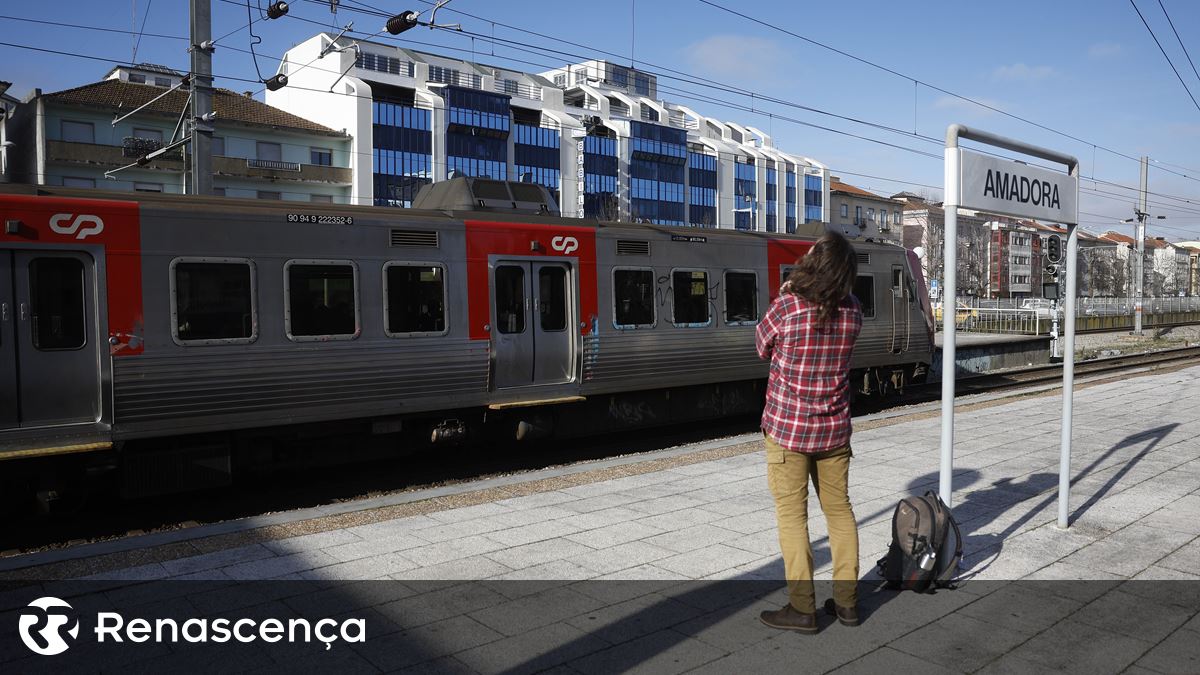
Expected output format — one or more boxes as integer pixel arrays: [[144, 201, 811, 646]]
[[0, 178, 932, 501]]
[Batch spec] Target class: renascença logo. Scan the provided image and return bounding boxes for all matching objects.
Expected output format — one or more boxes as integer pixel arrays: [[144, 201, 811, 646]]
[[15, 597, 366, 655], [18, 597, 80, 656]]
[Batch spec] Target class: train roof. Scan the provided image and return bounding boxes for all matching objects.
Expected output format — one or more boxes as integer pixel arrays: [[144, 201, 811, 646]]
[[0, 182, 906, 251]]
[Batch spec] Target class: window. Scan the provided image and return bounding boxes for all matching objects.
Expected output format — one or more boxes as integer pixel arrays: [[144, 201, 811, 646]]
[[128, 73, 146, 84], [613, 269, 655, 328], [855, 205, 862, 223], [310, 147, 333, 166], [285, 261, 358, 340], [310, 194, 333, 203], [212, 137, 225, 156], [134, 182, 163, 192], [724, 271, 758, 325], [133, 128, 163, 142], [385, 263, 446, 335], [62, 177, 95, 188], [894, 211, 901, 226], [258, 191, 281, 200], [256, 141, 282, 161], [840, 203, 848, 218], [672, 270, 710, 325], [867, 208, 875, 222], [538, 267, 567, 331], [880, 210, 888, 229], [154, 77, 171, 87], [61, 120, 94, 144], [172, 260, 256, 343], [29, 257, 86, 350], [495, 266, 525, 334], [853, 275, 875, 318]]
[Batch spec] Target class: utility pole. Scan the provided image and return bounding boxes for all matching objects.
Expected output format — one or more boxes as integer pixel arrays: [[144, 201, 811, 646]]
[[189, 0, 214, 195], [1133, 156, 1148, 334]]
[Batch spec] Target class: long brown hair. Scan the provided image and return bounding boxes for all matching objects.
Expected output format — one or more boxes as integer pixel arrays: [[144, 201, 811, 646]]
[[785, 232, 858, 327]]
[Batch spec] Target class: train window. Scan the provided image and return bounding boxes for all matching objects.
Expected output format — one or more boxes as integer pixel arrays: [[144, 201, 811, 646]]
[[171, 259, 257, 344], [672, 270, 710, 326], [285, 261, 359, 340], [724, 271, 758, 325], [853, 274, 876, 319], [538, 266, 567, 331], [613, 269, 655, 328], [495, 265, 525, 334], [29, 257, 86, 351], [384, 263, 447, 336], [892, 267, 903, 289]]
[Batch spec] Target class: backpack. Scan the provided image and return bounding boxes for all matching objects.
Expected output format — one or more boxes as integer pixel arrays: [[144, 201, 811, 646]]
[[876, 490, 962, 592]]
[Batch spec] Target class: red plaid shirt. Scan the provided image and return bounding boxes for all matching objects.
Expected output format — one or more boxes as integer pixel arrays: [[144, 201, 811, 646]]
[[756, 293, 862, 453]]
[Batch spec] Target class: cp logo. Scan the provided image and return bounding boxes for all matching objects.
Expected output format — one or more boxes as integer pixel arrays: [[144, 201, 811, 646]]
[[550, 236, 579, 255], [18, 597, 79, 656], [49, 213, 105, 240]]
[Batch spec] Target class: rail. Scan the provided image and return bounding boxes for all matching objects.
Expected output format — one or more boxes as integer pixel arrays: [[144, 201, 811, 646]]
[[934, 296, 1200, 334]]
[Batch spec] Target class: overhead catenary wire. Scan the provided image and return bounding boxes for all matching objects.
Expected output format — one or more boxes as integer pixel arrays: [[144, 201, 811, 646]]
[[1128, 0, 1200, 114], [7, 14, 1200, 235]]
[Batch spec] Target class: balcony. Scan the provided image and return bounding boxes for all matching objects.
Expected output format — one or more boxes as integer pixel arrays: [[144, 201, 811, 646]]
[[246, 158, 300, 172], [47, 140, 184, 172], [854, 217, 873, 228], [46, 140, 352, 186], [215, 156, 351, 184], [493, 80, 542, 101]]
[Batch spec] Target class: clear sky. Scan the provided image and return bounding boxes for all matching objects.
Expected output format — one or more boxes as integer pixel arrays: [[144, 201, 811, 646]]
[[4, 0, 1200, 240]]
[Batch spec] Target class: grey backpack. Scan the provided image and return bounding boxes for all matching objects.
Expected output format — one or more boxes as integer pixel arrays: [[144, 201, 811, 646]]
[[876, 490, 962, 591]]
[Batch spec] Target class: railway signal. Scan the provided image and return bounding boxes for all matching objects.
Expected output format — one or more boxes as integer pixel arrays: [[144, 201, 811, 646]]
[[1046, 234, 1062, 264]]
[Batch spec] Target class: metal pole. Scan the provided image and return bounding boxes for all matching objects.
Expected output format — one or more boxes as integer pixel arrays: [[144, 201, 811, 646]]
[[939, 146, 959, 507], [1058, 222, 1079, 528], [190, 0, 213, 195], [1134, 156, 1148, 334]]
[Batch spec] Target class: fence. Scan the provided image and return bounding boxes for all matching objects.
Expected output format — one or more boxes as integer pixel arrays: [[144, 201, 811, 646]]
[[933, 296, 1200, 335]]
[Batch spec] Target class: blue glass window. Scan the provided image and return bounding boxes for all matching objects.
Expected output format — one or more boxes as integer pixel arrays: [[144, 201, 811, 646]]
[[583, 135, 619, 220], [804, 173, 823, 223], [734, 158, 757, 231], [514, 124, 561, 201], [445, 86, 510, 180], [688, 151, 717, 227], [765, 166, 778, 233], [372, 99, 432, 207], [628, 122, 686, 225], [785, 170, 798, 234]]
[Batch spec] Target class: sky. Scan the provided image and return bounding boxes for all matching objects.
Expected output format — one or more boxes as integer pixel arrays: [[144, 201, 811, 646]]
[[3, 0, 1200, 241]]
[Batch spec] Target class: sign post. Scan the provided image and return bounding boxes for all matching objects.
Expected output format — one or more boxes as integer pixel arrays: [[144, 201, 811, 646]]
[[941, 126, 1079, 530]]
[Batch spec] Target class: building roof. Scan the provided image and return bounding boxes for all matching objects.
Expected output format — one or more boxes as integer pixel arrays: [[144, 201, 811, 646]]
[[891, 191, 925, 201], [830, 179, 886, 199], [43, 79, 343, 136], [104, 63, 185, 79], [1100, 231, 1135, 245]]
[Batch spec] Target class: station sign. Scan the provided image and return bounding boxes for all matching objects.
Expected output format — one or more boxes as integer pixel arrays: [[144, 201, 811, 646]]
[[956, 149, 1078, 224]]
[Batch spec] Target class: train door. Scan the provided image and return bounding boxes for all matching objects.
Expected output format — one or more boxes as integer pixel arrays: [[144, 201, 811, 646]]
[[492, 260, 575, 388], [889, 263, 911, 354], [2, 250, 101, 427], [0, 253, 16, 429]]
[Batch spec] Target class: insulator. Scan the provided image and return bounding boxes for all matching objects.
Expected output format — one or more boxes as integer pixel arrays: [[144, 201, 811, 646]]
[[386, 11, 419, 35]]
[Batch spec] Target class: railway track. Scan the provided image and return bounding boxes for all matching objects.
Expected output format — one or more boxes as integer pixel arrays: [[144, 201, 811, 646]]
[[913, 344, 1200, 402], [5, 345, 1200, 557]]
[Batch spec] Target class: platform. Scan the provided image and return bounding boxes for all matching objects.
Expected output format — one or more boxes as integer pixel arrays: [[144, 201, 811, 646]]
[[3, 365, 1200, 672], [932, 331, 1053, 378]]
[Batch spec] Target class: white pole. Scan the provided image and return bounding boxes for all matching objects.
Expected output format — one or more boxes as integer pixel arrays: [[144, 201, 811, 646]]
[[1058, 223, 1079, 528], [939, 147, 959, 507]]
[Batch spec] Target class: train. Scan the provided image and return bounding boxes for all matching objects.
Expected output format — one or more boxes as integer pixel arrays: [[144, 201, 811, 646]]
[[0, 177, 933, 504]]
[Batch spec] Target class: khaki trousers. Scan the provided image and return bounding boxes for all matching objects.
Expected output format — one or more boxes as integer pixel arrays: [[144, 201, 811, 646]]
[[764, 434, 859, 614]]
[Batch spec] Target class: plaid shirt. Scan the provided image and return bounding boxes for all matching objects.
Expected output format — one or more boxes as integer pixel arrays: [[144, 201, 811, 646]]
[[756, 293, 863, 453]]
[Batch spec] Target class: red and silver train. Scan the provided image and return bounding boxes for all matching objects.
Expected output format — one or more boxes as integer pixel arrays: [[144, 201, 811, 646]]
[[0, 178, 933, 501]]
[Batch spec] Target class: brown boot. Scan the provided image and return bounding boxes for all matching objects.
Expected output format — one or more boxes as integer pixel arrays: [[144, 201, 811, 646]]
[[759, 604, 819, 634], [824, 598, 859, 626]]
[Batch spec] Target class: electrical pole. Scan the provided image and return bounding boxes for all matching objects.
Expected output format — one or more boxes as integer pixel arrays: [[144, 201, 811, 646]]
[[189, 0, 214, 195], [1134, 156, 1148, 335]]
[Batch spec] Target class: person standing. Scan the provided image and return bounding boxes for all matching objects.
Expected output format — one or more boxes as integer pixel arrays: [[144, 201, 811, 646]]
[[755, 232, 864, 634]]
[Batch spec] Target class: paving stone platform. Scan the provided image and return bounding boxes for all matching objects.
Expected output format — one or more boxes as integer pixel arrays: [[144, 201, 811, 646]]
[[3, 364, 1200, 673]]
